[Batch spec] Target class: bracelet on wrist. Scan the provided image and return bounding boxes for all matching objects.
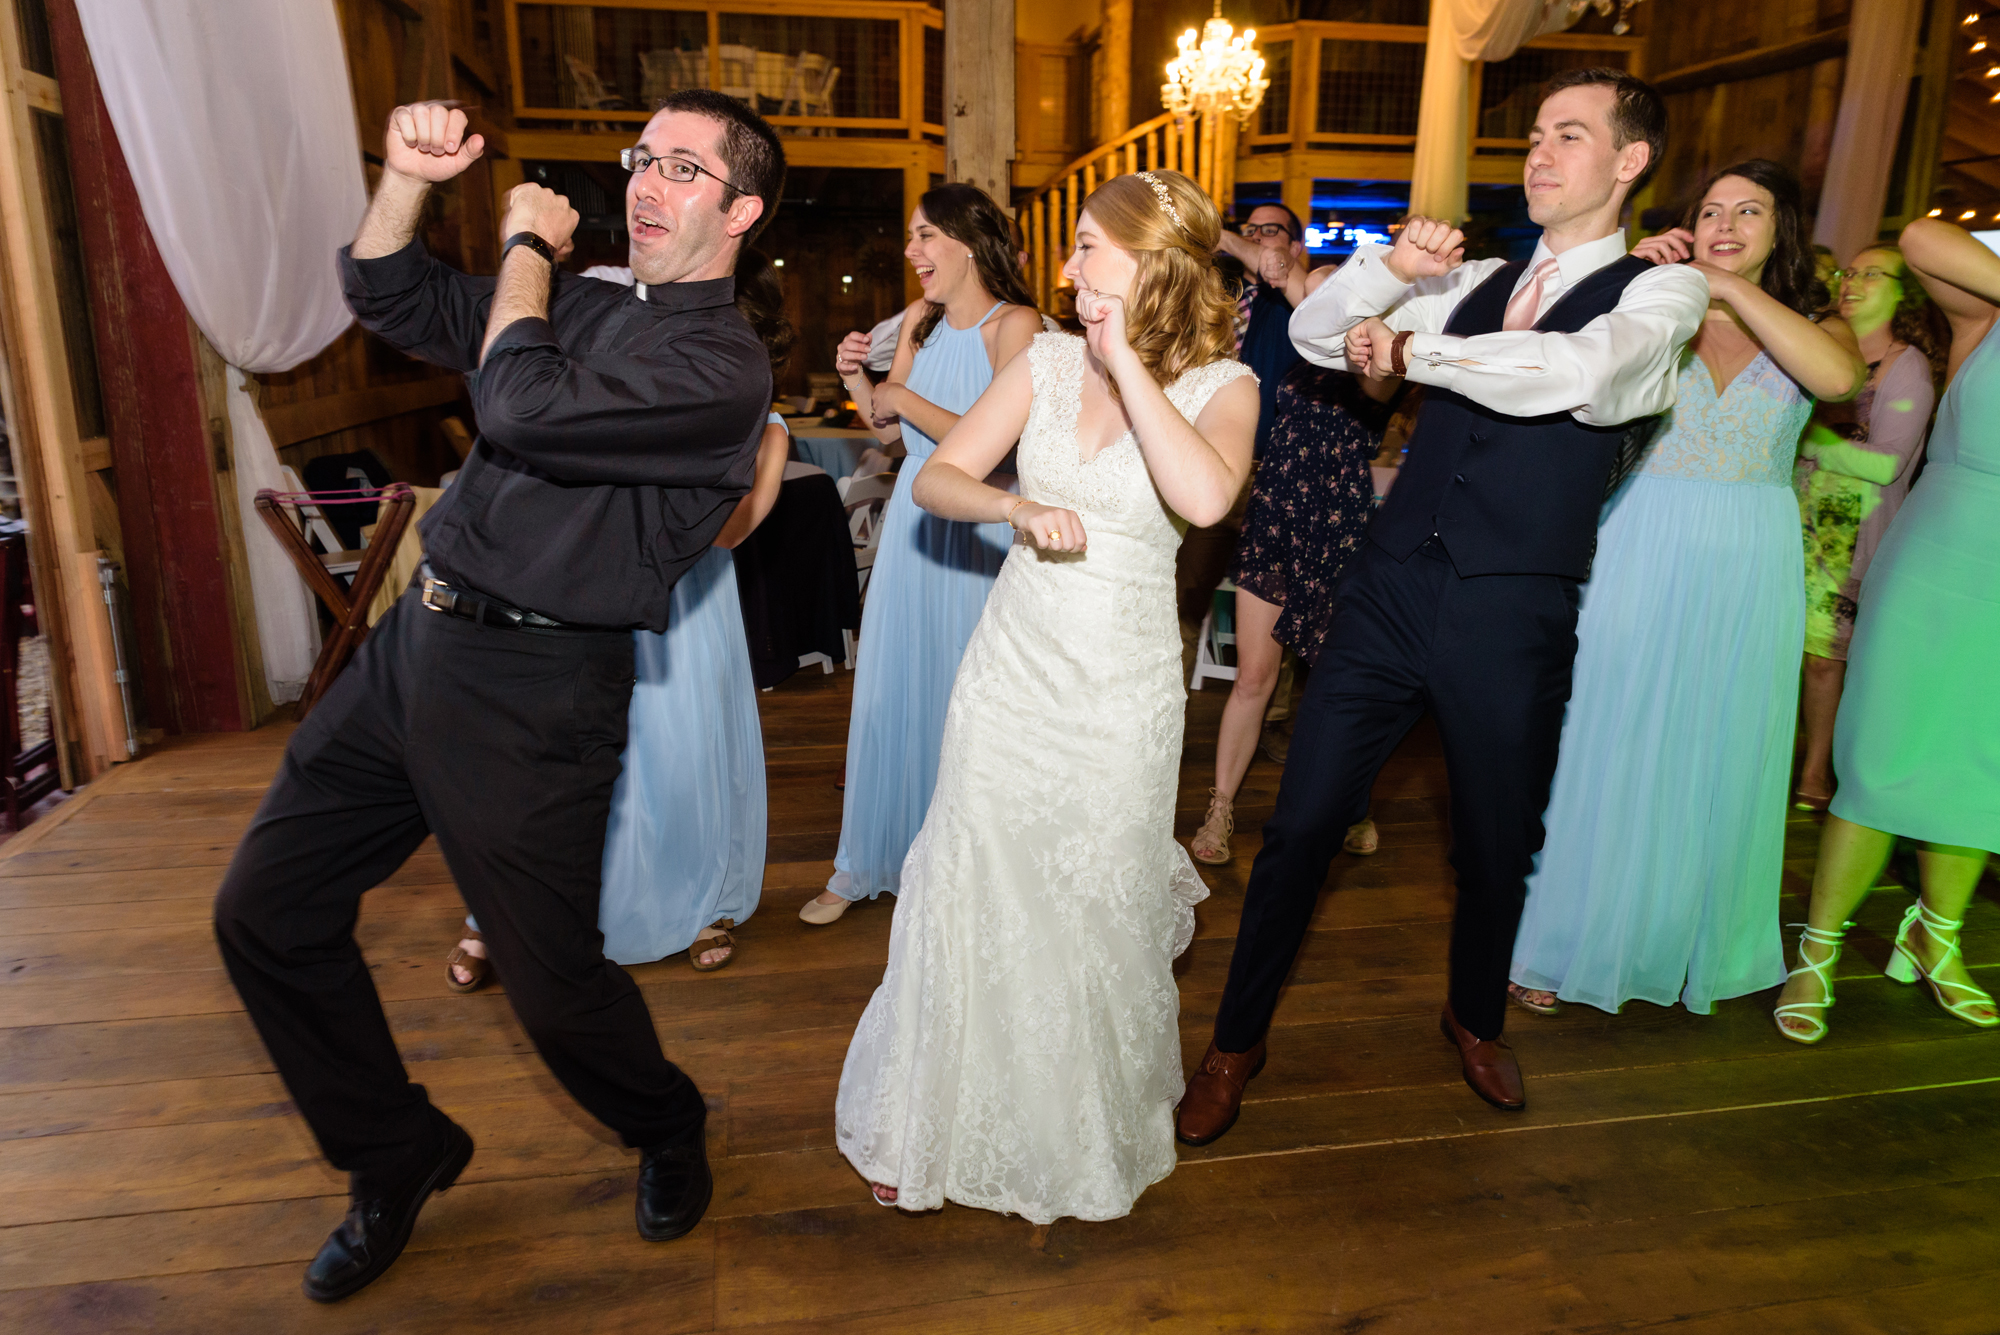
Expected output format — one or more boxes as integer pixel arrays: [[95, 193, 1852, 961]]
[[1005, 498, 1029, 530]]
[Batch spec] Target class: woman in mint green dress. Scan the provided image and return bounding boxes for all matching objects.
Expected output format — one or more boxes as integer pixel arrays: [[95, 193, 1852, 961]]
[[1775, 218, 2000, 1042], [1509, 162, 1865, 1017]]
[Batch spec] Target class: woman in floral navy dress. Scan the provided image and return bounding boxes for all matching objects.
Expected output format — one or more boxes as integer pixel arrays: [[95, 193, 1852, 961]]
[[1188, 318, 1402, 867]]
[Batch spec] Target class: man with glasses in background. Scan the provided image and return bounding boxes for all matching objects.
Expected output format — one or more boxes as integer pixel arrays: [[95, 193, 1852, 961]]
[[213, 89, 784, 1302]]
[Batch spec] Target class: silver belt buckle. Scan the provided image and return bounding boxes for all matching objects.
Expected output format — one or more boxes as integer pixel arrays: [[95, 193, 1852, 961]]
[[421, 575, 454, 613]]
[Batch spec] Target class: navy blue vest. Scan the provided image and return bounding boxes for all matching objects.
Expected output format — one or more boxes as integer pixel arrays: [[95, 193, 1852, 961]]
[[1371, 252, 1660, 580]]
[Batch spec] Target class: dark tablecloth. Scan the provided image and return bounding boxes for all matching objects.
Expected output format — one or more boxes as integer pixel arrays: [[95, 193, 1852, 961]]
[[732, 471, 861, 689]]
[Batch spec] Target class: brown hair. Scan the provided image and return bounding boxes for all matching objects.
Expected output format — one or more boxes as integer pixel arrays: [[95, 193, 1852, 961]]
[[734, 249, 795, 370], [654, 88, 787, 243], [1682, 160, 1820, 316], [908, 183, 1038, 347], [1854, 243, 1951, 390], [1540, 66, 1667, 194], [1076, 171, 1237, 396]]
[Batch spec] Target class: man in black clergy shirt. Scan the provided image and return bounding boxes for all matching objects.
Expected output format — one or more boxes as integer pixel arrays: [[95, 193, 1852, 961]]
[[213, 91, 783, 1302]]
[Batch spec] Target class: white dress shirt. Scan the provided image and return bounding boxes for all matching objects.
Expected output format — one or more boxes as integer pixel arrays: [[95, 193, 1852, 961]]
[[1288, 230, 1709, 427]]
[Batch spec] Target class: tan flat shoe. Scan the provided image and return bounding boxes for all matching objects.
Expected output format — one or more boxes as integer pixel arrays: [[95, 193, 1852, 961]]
[[1343, 819, 1379, 856], [1190, 787, 1234, 866], [799, 894, 851, 925]]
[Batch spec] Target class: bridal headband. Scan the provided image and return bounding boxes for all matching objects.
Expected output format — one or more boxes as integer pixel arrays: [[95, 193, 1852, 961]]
[[1137, 172, 1190, 235]]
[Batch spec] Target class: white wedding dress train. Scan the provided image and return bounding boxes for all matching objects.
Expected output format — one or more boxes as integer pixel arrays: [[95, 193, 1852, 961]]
[[835, 332, 1254, 1223]]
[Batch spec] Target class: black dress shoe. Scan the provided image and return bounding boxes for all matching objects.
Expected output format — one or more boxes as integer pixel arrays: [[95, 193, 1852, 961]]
[[636, 1124, 713, 1242], [303, 1118, 474, 1303]]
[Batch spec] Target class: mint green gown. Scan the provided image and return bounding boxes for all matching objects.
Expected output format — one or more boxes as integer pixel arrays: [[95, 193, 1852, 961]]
[[1831, 322, 2000, 850]]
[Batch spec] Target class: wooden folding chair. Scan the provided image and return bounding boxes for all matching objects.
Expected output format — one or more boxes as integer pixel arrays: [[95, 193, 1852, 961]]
[[255, 483, 417, 718]]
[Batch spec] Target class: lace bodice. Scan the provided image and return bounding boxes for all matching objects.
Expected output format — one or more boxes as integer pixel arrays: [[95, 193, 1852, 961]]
[[1018, 333, 1256, 550], [1637, 348, 1812, 486]]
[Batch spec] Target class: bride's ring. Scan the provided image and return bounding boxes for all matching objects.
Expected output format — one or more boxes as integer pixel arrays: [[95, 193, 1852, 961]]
[[1047, 530, 1061, 543]]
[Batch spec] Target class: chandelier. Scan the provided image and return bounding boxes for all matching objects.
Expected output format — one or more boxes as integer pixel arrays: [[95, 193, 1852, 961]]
[[1570, 0, 1644, 35], [1161, 1, 1269, 126]]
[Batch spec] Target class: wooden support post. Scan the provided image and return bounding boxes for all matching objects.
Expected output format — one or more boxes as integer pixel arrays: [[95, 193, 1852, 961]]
[[945, 0, 1014, 207], [1098, 0, 1131, 143]]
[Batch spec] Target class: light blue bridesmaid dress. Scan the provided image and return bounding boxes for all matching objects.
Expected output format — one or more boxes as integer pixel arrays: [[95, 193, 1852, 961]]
[[468, 415, 775, 963], [830, 304, 1016, 901], [1511, 351, 1810, 1014]]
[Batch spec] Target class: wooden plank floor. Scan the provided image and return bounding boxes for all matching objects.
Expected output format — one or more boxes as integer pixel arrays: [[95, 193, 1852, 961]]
[[2, 667, 1997, 1333]]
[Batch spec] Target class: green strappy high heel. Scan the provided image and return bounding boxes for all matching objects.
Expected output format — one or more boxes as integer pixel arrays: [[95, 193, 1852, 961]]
[[1884, 902, 2000, 1029], [1774, 922, 1851, 1045]]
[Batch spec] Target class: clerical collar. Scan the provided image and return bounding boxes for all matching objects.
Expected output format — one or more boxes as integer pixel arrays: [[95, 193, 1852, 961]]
[[631, 276, 736, 310]]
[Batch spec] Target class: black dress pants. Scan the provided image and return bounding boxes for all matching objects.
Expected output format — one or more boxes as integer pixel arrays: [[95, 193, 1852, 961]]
[[1213, 538, 1581, 1047], [214, 590, 706, 1195]]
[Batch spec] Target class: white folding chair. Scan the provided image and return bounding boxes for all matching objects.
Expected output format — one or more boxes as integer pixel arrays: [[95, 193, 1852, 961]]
[[838, 472, 896, 547], [843, 472, 895, 602], [1188, 579, 1238, 691], [717, 45, 757, 103], [638, 49, 681, 106]]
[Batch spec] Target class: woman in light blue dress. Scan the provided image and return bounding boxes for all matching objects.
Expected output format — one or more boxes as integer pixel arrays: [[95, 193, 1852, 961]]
[[447, 254, 793, 983], [802, 183, 1044, 924], [1509, 162, 1866, 1016]]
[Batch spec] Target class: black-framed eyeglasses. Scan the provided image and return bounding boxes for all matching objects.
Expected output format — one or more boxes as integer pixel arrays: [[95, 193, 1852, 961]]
[[1833, 266, 1900, 283], [1239, 222, 1295, 240], [620, 147, 747, 198]]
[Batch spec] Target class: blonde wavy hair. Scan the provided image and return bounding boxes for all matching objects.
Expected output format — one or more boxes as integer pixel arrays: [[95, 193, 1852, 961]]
[[1078, 171, 1238, 397]]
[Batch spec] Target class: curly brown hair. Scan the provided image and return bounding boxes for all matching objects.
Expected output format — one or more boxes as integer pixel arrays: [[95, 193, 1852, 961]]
[[1076, 171, 1238, 398], [1852, 244, 1950, 390]]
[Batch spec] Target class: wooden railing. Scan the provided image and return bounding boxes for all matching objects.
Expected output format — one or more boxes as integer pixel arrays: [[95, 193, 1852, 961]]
[[1020, 110, 1217, 312]]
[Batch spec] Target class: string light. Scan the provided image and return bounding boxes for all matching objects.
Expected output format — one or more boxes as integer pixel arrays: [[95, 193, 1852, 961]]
[[1965, 10, 1980, 24], [1929, 208, 1944, 217], [1960, 209, 1978, 219], [1976, 38, 1990, 51], [1985, 63, 1999, 75]]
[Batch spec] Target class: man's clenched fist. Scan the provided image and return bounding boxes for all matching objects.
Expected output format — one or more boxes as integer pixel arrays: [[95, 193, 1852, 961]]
[[385, 102, 484, 184], [1345, 317, 1400, 381], [500, 183, 580, 255], [1383, 215, 1465, 285]]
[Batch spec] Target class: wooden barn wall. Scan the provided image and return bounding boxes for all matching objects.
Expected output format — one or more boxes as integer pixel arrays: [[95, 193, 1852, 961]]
[[1645, 0, 1853, 217]]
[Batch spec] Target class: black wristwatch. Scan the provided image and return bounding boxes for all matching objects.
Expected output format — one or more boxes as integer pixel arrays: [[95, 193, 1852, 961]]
[[503, 231, 557, 266]]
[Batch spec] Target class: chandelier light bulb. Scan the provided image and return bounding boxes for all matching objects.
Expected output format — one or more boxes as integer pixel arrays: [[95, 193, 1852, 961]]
[[1977, 38, 1990, 50], [1161, 1, 1269, 125], [1961, 209, 1978, 219]]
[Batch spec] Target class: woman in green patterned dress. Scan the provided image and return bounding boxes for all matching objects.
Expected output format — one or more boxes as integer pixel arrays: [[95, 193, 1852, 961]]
[[1792, 246, 1946, 809]]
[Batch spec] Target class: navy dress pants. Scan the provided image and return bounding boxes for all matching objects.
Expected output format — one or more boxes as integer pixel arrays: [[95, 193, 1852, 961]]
[[214, 590, 706, 1195], [1213, 538, 1581, 1047]]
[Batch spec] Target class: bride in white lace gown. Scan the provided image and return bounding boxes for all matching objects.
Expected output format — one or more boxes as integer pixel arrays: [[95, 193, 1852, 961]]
[[834, 171, 1258, 1223]]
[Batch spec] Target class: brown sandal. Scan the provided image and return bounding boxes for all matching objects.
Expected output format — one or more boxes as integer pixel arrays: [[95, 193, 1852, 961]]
[[689, 918, 736, 972], [445, 931, 491, 994]]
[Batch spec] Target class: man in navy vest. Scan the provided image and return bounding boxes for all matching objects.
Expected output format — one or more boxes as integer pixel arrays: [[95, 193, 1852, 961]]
[[1177, 68, 1708, 1139]]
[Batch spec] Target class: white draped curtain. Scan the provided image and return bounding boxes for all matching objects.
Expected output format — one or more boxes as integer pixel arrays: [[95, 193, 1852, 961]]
[[73, 0, 367, 703], [1811, 0, 1926, 263], [1409, 0, 1590, 220]]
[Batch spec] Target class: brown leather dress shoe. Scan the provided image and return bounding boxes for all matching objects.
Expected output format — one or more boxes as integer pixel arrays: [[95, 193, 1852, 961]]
[[1439, 1003, 1525, 1112], [1175, 1040, 1266, 1146]]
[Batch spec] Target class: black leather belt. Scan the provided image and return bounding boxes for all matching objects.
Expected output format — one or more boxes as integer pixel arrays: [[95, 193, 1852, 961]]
[[418, 566, 582, 632]]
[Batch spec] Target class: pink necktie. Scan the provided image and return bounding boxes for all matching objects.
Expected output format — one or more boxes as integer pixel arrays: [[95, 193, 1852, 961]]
[[1501, 257, 1560, 331]]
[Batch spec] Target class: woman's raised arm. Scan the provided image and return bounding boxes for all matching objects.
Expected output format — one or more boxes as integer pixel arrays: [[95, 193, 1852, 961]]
[[1698, 262, 1865, 402]]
